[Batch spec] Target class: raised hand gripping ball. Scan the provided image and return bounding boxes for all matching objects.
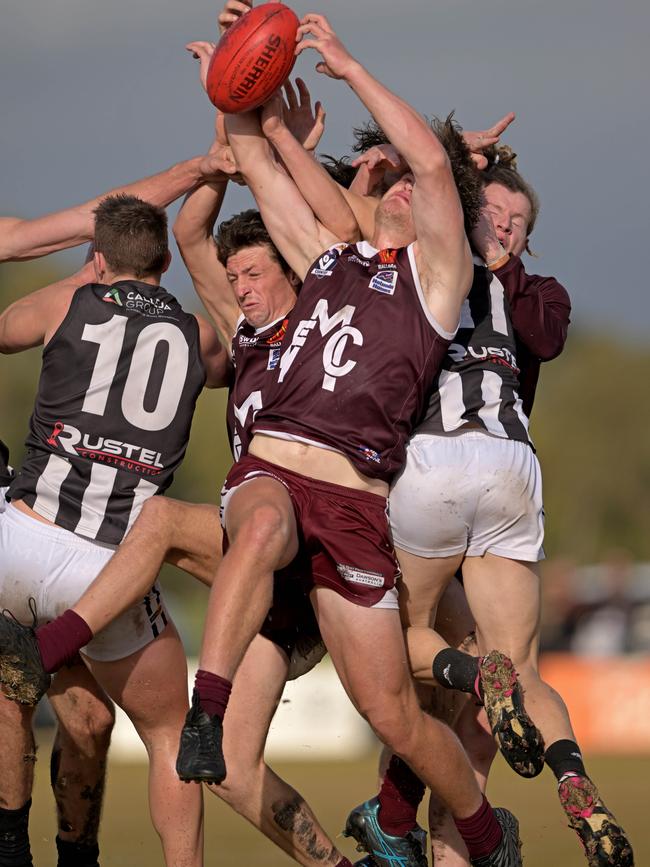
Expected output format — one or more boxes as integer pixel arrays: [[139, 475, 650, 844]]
[[207, 2, 299, 113]]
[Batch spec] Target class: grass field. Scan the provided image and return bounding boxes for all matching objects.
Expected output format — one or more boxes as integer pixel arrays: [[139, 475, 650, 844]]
[[28, 743, 648, 866]]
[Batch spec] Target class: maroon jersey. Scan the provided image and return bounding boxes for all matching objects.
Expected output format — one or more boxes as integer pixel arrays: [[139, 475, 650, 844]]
[[253, 242, 455, 482], [226, 313, 290, 460], [492, 255, 570, 417]]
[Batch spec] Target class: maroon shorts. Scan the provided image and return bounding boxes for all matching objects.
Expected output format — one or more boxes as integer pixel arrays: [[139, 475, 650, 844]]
[[221, 455, 400, 608]]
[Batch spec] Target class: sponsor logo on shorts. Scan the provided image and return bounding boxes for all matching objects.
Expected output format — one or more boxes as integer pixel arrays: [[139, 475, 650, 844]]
[[336, 564, 385, 588], [369, 270, 398, 295], [46, 421, 164, 475]]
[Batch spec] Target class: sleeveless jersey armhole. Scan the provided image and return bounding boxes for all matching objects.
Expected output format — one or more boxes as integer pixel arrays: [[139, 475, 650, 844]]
[[406, 244, 459, 340]]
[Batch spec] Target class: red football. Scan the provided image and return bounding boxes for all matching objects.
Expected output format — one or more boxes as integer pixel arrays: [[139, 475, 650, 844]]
[[207, 3, 299, 113]]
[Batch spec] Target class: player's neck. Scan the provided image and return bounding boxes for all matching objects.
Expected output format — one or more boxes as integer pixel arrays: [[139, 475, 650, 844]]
[[371, 220, 414, 252], [102, 271, 162, 287]]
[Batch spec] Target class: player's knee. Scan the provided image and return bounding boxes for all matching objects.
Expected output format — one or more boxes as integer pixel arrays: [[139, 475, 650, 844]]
[[233, 502, 293, 552], [57, 699, 115, 754], [133, 496, 173, 542], [361, 695, 416, 754]]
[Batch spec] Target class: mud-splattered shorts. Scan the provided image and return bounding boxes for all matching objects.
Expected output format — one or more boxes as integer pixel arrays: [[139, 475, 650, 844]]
[[390, 430, 544, 562], [0, 504, 168, 661]]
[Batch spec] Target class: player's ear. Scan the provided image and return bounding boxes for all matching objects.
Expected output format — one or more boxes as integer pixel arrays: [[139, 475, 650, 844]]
[[93, 251, 107, 282], [162, 250, 172, 274], [288, 269, 300, 288]]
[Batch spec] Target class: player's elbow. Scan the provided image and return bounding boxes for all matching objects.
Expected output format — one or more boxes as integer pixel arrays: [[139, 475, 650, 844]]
[[414, 140, 451, 180]]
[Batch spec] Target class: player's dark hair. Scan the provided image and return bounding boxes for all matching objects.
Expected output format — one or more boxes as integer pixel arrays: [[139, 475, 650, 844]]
[[351, 121, 387, 154], [319, 155, 357, 189], [482, 146, 540, 238], [94, 194, 168, 278], [350, 115, 483, 233], [429, 113, 483, 234], [215, 209, 290, 274]]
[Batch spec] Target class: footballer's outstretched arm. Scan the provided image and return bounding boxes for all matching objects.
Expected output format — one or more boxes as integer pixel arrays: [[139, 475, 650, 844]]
[[226, 110, 339, 281], [0, 157, 206, 263], [0, 263, 95, 353], [174, 180, 239, 344], [260, 92, 359, 245], [296, 13, 472, 331]]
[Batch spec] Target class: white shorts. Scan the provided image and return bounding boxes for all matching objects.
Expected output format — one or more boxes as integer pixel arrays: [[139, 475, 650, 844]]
[[390, 431, 544, 562], [0, 505, 169, 662]]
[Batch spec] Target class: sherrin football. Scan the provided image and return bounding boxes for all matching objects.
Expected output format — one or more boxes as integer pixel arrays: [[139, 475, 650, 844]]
[[207, 2, 300, 113]]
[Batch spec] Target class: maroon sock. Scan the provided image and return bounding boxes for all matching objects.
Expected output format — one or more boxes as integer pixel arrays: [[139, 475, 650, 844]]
[[195, 669, 232, 720], [377, 755, 426, 836], [453, 796, 503, 860], [335, 859, 353, 867], [36, 610, 93, 674]]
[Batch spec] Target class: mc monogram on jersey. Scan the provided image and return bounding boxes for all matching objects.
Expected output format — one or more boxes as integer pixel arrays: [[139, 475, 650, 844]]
[[278, 298, 363, 392]]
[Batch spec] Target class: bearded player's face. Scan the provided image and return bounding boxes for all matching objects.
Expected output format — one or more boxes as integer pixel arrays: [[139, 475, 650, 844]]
[[375, 172, 416, 238], [226, 244, 296, 329]]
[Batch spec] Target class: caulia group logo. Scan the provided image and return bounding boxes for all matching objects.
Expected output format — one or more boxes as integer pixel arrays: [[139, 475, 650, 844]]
[[102, 288, 172, 317], [46, 422, 164, 475]]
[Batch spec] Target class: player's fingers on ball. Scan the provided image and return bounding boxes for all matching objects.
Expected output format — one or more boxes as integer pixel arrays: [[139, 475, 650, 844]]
[[296, 21, 324, 40], [218, 12, 237, 29], [295, 37, 319, 57], [225, 0, 251, 15]]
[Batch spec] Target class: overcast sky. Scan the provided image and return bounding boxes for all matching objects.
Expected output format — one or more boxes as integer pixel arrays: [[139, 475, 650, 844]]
[[1, 0, 648, 340]]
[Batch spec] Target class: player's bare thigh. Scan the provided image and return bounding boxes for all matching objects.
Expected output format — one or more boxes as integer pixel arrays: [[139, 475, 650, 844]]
[[462, 553, 541, 668]]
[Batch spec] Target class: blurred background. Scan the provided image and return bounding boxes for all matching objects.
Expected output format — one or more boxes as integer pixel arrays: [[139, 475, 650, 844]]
[[1, 0, 649, 863]]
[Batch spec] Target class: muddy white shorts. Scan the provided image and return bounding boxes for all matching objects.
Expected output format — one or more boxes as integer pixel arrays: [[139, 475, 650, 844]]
[[0, 505, 169, 661], [390, 430, 544, 562]]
